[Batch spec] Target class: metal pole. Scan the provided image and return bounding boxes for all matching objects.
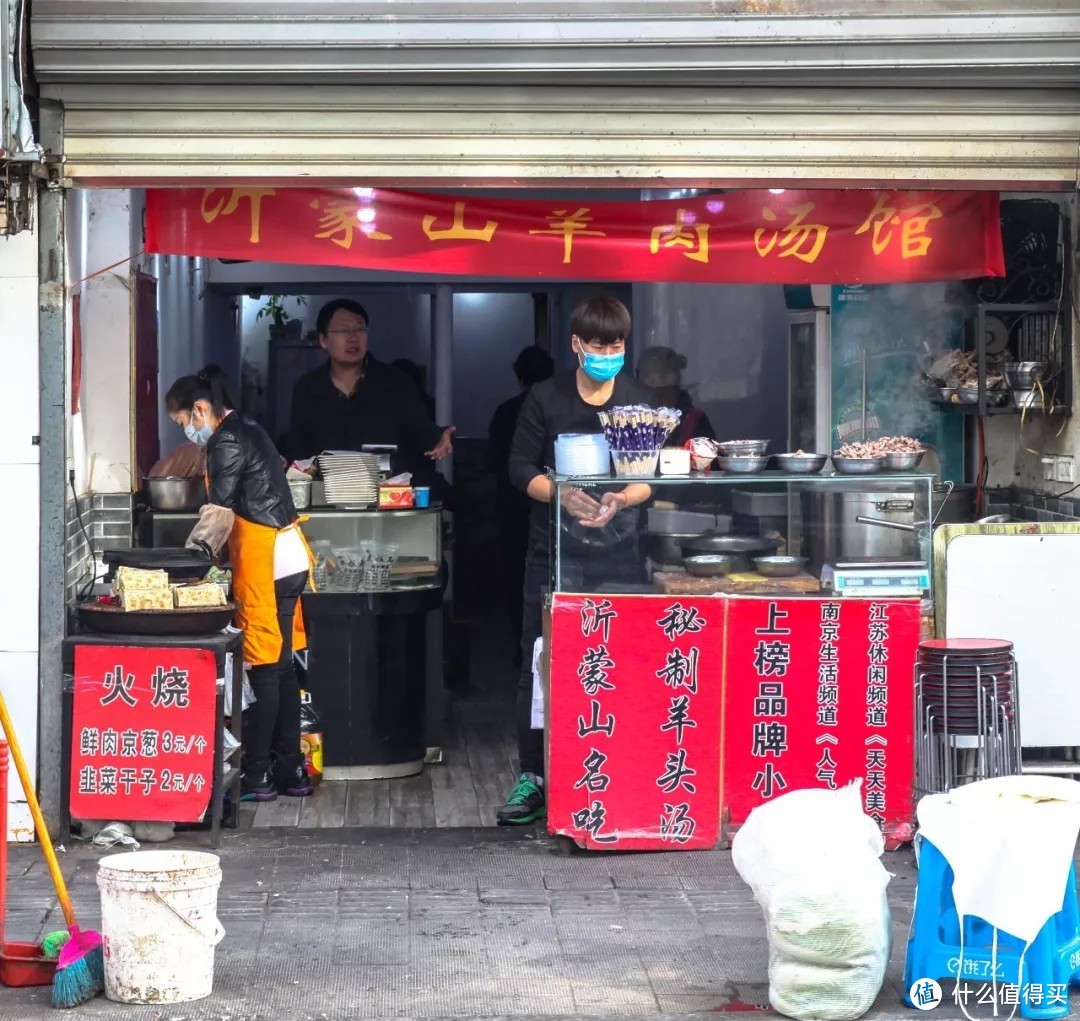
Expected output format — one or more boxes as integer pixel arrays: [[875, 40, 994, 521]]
[[861, 347, 869, 442], [431, 284, 453, 485], [37, 100, 67, 833]]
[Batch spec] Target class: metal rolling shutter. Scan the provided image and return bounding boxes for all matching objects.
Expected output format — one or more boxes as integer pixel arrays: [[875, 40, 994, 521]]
[[30, 2, 1080, 187]]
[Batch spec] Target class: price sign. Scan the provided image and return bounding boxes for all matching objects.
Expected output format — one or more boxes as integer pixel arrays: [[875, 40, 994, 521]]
[[70, 645, 217, 823]]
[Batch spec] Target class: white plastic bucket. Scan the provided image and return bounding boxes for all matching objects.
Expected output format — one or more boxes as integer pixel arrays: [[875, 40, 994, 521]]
[[97, 850, 224, 1004]]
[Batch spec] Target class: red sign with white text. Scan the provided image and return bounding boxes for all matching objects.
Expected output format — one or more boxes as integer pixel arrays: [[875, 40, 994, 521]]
[[548, 595, 722, 850], [70, 645, 217, 823], [724, 598, 920, 848], [146, 187, 1004, 286]]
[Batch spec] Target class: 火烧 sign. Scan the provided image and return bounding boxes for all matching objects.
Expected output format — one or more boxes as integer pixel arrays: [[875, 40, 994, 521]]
[[724, 598, 920, 847], [70, 645, 218, 823], [548, 595, 722, 850], [146, 187, 1004, 286]]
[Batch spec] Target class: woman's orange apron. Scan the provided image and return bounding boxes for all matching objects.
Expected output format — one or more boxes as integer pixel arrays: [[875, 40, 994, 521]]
[[201, 474, 311, 667], [229, 516, 312, 667]]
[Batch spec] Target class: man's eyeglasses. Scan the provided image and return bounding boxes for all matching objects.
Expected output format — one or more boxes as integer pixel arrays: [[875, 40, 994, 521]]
[[328, 327, 369, 338]]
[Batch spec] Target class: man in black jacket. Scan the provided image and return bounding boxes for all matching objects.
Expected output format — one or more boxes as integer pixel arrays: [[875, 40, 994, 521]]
[[287, 299, 454, 476], [498, 297, 656, 826]]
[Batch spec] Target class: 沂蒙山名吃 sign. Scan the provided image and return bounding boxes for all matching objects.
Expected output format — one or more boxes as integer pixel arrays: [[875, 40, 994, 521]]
[[548, 595, 723, 850]]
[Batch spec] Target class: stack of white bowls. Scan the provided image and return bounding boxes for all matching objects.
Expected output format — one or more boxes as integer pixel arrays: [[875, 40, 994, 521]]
[[555, 433, 610, 477]]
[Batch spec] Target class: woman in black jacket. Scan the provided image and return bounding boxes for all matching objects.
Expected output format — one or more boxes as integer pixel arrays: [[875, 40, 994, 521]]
[[165, 364, 313, 803]]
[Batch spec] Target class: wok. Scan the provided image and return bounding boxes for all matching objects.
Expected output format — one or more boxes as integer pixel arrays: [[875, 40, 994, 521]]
[[77, 601, 236, 637], [677, 532, 781, 558]]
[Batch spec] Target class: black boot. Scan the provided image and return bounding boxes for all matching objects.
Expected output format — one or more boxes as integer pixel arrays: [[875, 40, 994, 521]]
[[240, 767, 278, 803], [275, 761, 314, 798]]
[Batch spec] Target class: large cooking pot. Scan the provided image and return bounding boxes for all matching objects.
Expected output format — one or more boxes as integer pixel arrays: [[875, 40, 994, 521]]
[[802, 482, 978, 571], [931, 482, 977, 526], [802, 490, 918, 568], [144, 476, 206, 512]]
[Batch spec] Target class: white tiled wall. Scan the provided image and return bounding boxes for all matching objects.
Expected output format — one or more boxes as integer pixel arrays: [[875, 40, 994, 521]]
[[0, 227, 41, 840]]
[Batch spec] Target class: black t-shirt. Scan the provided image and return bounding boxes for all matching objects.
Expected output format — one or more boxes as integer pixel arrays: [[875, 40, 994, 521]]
[[509, 370, 658, 546], [287, 356, 443, 478]]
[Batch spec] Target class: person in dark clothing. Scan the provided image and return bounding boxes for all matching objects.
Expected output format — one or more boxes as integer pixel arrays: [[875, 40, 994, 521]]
[[497, 297, 657, 827], [487, 346, 556, 665], [165, 364, 314, 803], [391, 358, 438, 422], [636, 346, 717, 446], [287, 299, 455, 478]]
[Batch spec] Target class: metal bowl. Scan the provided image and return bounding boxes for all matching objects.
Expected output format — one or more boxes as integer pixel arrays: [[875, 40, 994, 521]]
[[957, 387, 1007, 407], [937, 386, 957, 403], [717, 439, 769, 457], [832, 455, 885, 475], [883, 451, 925, 471], [717, 455, 769, 474], [775, 453, 828, 474], [753, 555, 807, 578], [683, 554, 737, 578], [1013, 388, 1044, 411], [1004, 361, 1052, 389], [144, 476, 207, 512]]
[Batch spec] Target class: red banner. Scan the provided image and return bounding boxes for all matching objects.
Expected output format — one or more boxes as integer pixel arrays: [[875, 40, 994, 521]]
[[724, 598, 920, 849], [548, 595, 723, 850], [70, 645, 218, 823], [146, 187, 1004, 285]]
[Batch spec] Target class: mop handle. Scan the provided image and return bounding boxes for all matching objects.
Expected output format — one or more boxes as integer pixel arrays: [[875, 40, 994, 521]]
[[0, 691, 77, 930]]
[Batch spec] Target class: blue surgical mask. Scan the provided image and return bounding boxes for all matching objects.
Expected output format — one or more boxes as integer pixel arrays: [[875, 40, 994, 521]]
[[578, 347, 624, 382], [184, 413, 213, 446]]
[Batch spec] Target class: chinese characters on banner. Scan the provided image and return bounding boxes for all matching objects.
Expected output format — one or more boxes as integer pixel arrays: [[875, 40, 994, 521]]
[[725, 599, 920, 849], [70, 646, 218, 823], [548, 595, 722, 850], [146, 188, 1004, 286]]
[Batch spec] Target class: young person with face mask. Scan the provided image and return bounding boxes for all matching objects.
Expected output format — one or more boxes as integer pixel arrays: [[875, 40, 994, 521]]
[[165, 365, 315, 803], [499, 297, 657, 826]]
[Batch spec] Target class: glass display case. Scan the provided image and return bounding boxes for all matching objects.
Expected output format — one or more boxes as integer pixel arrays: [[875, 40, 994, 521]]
[[299, 507, 443, 592], [550, 472, 934, 600]]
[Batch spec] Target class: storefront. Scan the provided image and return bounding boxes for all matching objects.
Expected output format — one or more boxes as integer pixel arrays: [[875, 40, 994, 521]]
[[17, 0, 1080, 836]]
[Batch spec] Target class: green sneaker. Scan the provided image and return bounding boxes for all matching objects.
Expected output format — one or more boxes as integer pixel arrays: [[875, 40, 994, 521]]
[[497, 772, 546, 825]]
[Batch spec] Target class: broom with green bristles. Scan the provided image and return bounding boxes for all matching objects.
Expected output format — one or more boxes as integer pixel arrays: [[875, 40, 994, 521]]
[[0, 691, 103, 1007]]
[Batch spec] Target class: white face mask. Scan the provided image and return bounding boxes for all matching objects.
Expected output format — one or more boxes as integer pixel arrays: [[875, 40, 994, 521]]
[[184, 409, 214, 446]]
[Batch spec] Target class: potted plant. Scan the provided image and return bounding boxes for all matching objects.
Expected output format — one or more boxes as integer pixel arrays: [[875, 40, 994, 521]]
[[257, 294, 307, 342]]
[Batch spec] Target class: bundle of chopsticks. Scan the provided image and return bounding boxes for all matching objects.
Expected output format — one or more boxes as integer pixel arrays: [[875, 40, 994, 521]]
[[597, 405, 682, 452]]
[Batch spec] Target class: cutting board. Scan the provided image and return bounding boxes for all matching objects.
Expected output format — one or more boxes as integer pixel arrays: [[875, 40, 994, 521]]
[[389, 561, 440, 578], [652, 571, 820, 596]]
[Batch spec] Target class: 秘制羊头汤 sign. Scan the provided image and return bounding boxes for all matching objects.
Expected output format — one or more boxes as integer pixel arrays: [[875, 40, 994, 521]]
[[146, 187, 1005, 286], [70, 645, 218, 823]]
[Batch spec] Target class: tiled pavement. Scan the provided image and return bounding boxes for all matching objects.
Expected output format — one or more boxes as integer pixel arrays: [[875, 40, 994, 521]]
[[0, 825, 940, 1021]]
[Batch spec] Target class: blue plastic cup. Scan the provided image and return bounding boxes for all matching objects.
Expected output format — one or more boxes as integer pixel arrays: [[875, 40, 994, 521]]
[[414, 487, 430, 508]]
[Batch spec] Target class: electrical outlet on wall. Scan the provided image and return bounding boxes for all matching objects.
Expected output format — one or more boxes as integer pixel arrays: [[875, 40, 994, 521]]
[[1056, 456, 1075, 484]]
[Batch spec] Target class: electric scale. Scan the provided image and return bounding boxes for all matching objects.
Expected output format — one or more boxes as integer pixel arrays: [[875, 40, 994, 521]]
[[820, 558, 929, 598]]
